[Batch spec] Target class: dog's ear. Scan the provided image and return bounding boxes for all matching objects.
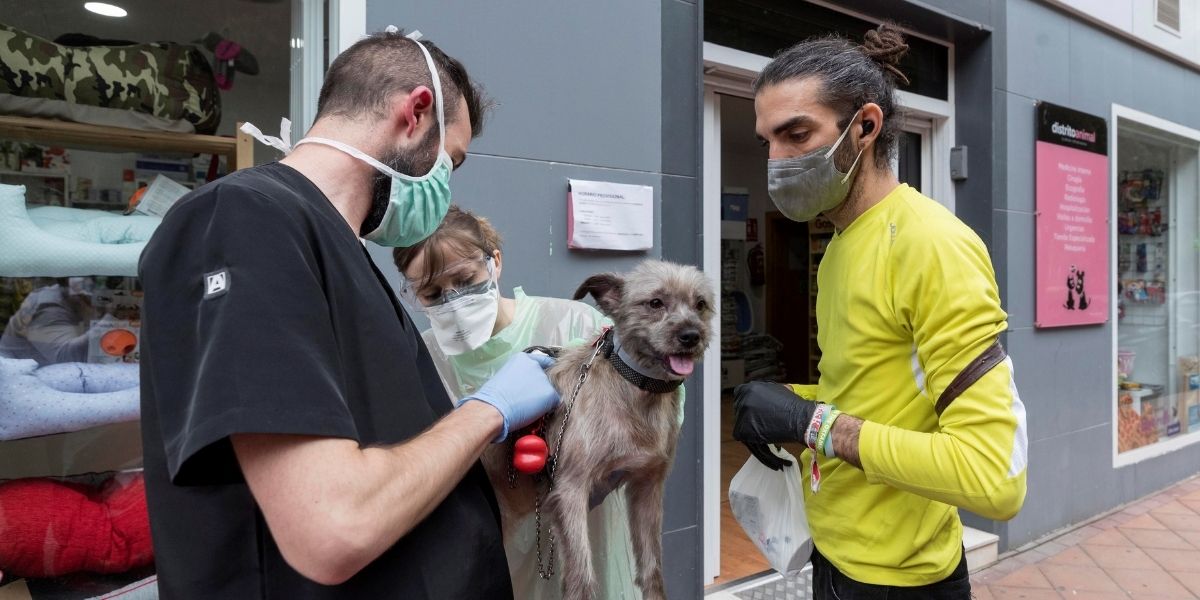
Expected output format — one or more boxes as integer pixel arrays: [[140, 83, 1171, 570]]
[[573, 273, 624, 315]]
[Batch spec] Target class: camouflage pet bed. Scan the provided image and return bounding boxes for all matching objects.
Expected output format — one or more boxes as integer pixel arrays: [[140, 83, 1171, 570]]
[[0, 23, 220, 134]]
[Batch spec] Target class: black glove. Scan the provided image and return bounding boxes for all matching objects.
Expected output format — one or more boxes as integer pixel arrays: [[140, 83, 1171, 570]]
[[732, 381, 818, 470]]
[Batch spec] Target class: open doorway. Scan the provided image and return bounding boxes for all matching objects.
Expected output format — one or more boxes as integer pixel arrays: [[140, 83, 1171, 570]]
[[714, 94, 803, 585], [714, 91, 832, 587]]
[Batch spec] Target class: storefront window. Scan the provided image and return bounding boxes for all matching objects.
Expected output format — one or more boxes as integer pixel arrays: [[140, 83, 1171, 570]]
[[1114, 112, 1200, 460], [0, 276, 142, 368]]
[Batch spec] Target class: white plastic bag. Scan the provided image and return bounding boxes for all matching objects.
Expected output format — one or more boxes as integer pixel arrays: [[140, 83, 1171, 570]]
[[728, 448, 813, 575]]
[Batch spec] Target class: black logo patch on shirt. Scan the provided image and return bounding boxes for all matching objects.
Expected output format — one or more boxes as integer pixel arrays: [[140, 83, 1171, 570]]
[[204, 269, 230, 299]]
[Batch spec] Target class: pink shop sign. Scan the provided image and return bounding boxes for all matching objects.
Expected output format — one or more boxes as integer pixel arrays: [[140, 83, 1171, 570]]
[[1035, 102, 1110, 328]]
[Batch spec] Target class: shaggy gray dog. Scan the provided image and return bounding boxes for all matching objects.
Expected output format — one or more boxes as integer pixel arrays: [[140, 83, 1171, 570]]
[[491, 260, 715, 600]]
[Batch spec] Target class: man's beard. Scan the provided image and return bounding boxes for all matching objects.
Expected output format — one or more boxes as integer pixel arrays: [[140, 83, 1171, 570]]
[[831, 125, 861, 177], [831, 130, 866, 210], [360, 126, 440, 237]]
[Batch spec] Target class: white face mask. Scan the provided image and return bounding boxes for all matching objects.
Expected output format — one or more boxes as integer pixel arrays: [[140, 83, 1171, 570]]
[[426, 278, 500, 355], [403, 256, 500, 355]]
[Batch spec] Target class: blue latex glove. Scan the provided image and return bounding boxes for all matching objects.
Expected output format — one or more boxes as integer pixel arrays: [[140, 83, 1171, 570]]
[[462, 352, 560, 442]]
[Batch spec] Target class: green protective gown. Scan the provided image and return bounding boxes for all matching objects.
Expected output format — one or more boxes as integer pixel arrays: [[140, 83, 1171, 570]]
[[423, 287, 685, 599]]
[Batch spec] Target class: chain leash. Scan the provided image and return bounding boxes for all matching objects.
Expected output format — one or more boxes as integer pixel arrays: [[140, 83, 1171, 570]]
[[512, 334, 608, 580]]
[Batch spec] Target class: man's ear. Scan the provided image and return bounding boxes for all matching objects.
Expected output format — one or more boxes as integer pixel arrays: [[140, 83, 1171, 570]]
[[859, 102, 884, 146], [573, 273, 624, 315], [394, 86, 435, 139]]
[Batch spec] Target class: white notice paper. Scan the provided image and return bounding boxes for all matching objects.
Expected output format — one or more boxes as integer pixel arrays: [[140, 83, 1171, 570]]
[[133, 174, 190, 217], [567, 179, 653, 251]]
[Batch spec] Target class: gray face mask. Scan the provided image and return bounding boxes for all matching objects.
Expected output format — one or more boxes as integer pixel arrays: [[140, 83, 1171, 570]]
[[766, 110, 866, 223]]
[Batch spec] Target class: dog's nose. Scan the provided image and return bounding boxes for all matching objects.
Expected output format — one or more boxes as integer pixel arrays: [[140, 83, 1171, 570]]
[[677, 329, 701, 347]]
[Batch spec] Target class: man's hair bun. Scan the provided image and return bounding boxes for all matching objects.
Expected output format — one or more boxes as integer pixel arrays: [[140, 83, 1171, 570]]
[[861, 23, 910, 86]]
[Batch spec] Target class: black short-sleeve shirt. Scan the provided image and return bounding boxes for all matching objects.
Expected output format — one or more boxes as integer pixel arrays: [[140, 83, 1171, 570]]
[[138, 163, 511, 599]]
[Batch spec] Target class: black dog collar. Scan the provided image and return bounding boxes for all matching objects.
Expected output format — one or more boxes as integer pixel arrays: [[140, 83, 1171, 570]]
[[601, 329, 684, 394]]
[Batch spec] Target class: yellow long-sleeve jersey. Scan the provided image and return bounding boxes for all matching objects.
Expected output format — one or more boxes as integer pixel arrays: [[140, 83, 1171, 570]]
[[790, 184, 1028, 586]]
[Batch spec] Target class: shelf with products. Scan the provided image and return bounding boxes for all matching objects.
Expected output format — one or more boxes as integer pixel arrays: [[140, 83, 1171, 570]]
[[0, 117, 258, 596], [809, 215, 836, 235], [1117, 384, 1176, 453], [1116, 169, 1171, 315], [810, 234, 832, 255], [0, 167, 72, 205]]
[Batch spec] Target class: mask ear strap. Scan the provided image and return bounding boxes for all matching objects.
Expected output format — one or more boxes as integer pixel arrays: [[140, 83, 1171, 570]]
[[292, 137, 405, 178], [240, 118, 293, 154], [841, 144, 867, 184], [404, 30, 447, 156], [486, 255, 498, 283], [824, 108, 862, 160]]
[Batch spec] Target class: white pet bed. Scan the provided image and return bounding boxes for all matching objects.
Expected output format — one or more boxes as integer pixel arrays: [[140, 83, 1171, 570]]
[[0, 184, 161, 277]]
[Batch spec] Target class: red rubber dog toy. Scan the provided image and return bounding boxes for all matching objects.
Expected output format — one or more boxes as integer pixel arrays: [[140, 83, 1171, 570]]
[[513, 434, 549, 474]]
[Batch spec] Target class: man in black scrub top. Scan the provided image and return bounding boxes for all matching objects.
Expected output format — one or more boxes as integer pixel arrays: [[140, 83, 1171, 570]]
[[138, 29, 558, 598]]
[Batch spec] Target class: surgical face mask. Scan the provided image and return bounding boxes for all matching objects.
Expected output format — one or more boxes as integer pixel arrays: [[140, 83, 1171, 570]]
[[409, 258, 500, 355], [241, 29, 453, 247], [766, 109, 866, 223]]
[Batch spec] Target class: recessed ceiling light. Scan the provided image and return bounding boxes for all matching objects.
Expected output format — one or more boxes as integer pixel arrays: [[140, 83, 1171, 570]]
[[84, 2, 128, 17]]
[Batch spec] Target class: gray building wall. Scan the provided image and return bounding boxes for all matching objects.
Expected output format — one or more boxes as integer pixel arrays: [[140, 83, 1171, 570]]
[[996, 0, 1200, 550], [362, 1, 705, 597]]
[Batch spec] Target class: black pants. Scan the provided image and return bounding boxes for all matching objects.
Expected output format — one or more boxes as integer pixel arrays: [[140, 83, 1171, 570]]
[[811, 546, 972, 600]]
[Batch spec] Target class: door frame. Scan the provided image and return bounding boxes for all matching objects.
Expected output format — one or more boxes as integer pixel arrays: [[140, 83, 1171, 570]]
[[896, 117, 935, 195], [700, 35, 955, 584], [701, 85, 724, 584], [329, 0, 367, 57], [291, 0, 366, 135]]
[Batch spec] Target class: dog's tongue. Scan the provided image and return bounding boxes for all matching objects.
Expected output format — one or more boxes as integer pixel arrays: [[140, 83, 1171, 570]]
[[668, 355, 695, 376]]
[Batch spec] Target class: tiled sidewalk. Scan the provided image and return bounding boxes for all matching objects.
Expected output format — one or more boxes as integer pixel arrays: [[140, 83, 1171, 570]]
[[970, 475, 1200, 599]]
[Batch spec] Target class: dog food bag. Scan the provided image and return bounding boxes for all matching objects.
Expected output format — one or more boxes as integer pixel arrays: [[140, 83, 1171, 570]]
[[728, 448, 812, 575]]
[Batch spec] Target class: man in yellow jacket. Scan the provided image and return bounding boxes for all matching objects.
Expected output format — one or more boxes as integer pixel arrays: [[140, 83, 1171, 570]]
[[732, 24, 1028, 600]]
